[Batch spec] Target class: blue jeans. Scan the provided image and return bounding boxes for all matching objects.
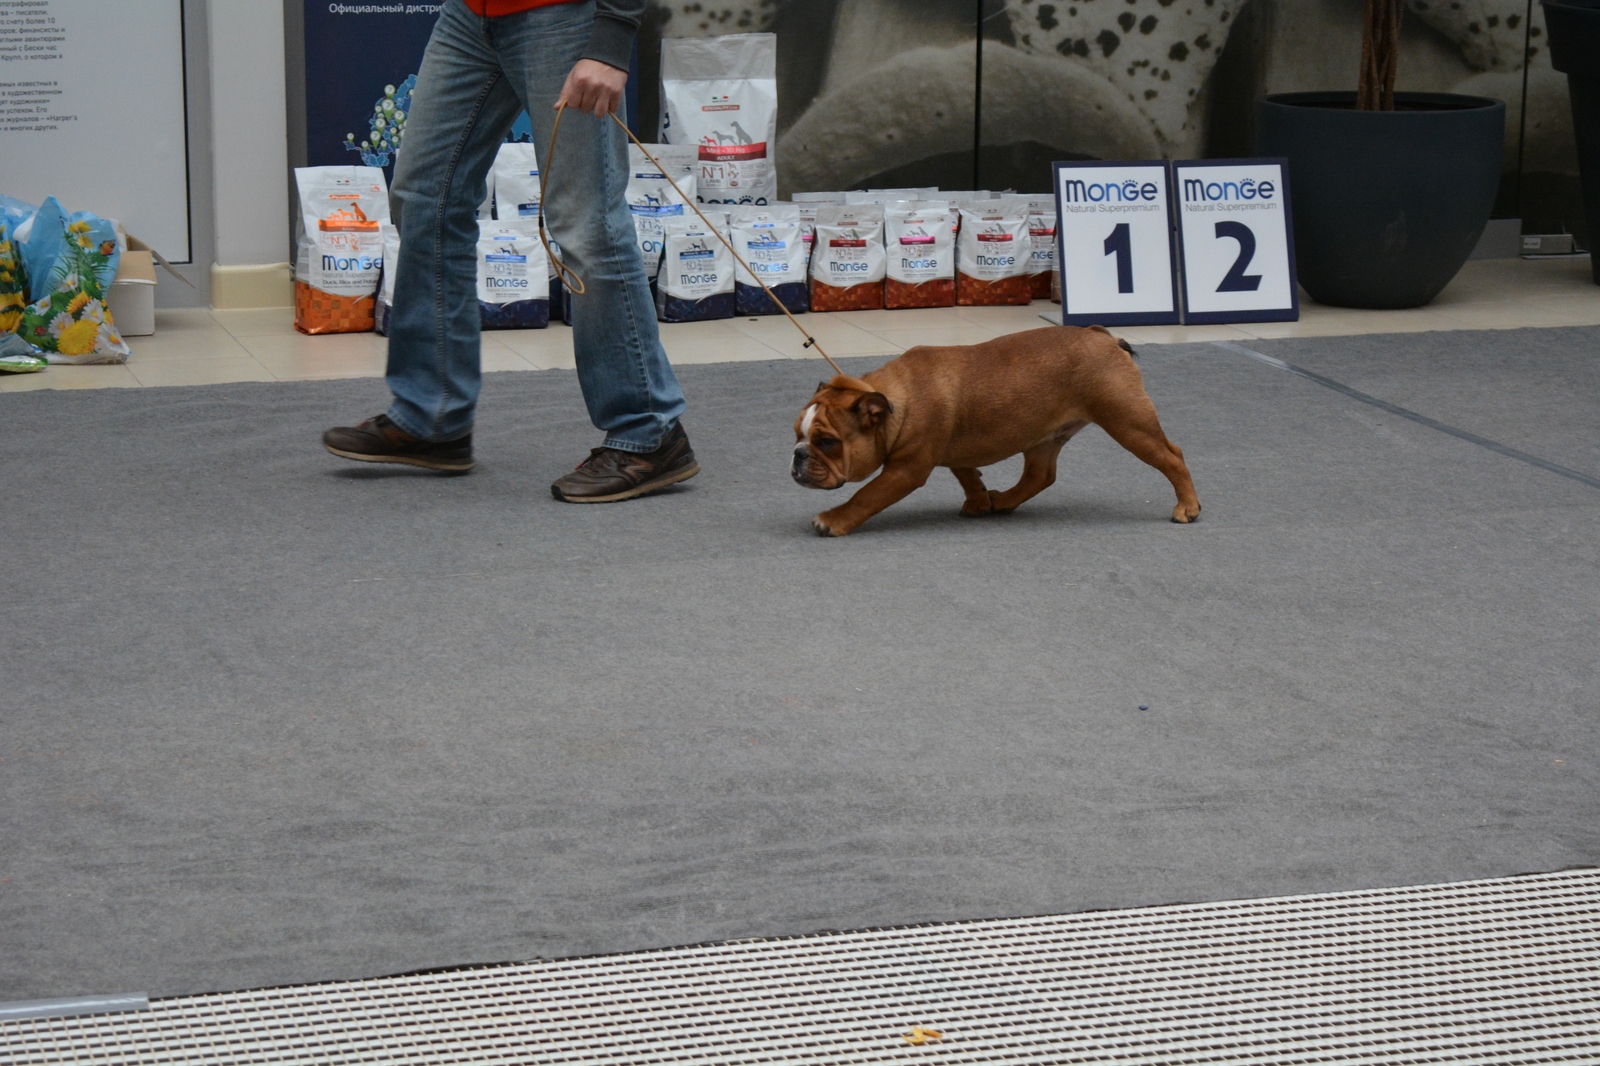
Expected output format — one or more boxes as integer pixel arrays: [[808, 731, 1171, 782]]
[[385, 0, 685, 450]]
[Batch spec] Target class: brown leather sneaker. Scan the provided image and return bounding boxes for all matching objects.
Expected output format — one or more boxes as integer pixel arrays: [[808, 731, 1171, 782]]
[[551, 422, 699, 503], [322, 414, 474, 472]]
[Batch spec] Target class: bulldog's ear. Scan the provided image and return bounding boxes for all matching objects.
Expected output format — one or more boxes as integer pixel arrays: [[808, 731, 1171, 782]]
[[853, 391, 893, 428], [815, 381, 828, 395]]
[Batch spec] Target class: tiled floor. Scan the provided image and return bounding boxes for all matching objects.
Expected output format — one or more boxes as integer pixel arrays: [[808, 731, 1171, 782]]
[[2, 257, 1594, 393]]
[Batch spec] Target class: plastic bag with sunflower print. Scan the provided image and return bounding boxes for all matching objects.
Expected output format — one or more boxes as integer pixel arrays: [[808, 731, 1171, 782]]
[[16, 196, 129, 364], [0, 195, 32, 340]]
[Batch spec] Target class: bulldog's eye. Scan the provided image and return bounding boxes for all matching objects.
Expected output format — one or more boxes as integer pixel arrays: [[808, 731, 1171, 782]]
[[815, 437, 841, 454]]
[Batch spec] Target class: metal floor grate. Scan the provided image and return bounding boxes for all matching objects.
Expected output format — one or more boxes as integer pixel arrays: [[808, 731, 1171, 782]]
[[5, 868, 1599, 1065]]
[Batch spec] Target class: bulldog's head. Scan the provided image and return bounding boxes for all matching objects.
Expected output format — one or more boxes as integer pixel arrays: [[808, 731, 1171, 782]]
[[790, 375, 894, 490]]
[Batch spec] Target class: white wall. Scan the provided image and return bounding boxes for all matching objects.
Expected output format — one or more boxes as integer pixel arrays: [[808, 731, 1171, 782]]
[[208, 0, 290, 267]]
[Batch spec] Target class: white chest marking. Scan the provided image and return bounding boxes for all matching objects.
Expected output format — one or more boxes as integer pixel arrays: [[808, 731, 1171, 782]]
[[800, 404, 818, 436]]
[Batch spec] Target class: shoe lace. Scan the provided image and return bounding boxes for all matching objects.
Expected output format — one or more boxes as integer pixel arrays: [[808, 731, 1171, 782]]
[[575, 446, 627, 474]]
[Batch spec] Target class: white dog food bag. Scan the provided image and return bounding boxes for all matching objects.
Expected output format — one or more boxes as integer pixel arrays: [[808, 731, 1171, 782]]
[[846, 188, 938, 204], [792, 194, 843, 258], [478, 167, 495, 220], [476, 220, 549, 330], [627, 143, 698, 284], [1025, 198, 1058, 300], [374, 221, 401, 337], [728, 203, 807, 315], [656, 216, 735, 322], [294, 166, 391, 334], [884, 201, 956, 309], [660, 33, 777, 205], [956, 200, 1032, 306], [492, 142, 541, 222], [809, 203, 885, 312]]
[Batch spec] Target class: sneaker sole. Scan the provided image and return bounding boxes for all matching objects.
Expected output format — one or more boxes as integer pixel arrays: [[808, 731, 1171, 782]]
[[552, 460, 700, 503], [324, 443, 475, 473]]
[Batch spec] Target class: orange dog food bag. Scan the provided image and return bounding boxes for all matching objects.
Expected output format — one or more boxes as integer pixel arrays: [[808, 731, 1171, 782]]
[[809, 203, 885, 312], [293, 166, 390, 335], [884, 200, 956, 309], [956, 199, 1034, 306]]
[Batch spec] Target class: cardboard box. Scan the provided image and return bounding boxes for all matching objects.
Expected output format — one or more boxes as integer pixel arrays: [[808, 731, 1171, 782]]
[[109, 234, 157, 336]]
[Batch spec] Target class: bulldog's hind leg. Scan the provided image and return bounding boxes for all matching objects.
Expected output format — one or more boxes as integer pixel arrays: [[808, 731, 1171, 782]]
[[1093, 394, 1201, 523], [987, 441, 1066, 513], [952, 467, 994, 516]]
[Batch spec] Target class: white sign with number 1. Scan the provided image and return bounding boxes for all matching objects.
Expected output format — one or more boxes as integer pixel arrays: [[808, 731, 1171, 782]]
[[1174, 159, 1299, 323], [1054, 161, 1179, 327]]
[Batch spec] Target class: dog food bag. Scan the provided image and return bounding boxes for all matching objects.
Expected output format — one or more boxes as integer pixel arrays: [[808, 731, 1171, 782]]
[[374, 221, 401, 337], [884, 201, 956, 309], [1025, 199, 1057, 300], [809, 204, 885, 312], [13, 196, 129, 363], [793, 195, 843, 259], [294, 166, 390, 334], [660, 33, 777, 205], [627, 143, 698, 286], [491, 142, 542, 222], [846, 188, 939, 205], [478, 168, 495, 220], [728, 203, 807, 315], [476, 220, 549, 330], [655, 216, 735, 322], [956, 200, 1033, 306]]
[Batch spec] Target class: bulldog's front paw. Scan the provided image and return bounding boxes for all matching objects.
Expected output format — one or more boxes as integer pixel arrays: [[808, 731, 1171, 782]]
[[1170, 501, 1202, 524], [812, 514, 843, 537], [813, 508, 857, 536]]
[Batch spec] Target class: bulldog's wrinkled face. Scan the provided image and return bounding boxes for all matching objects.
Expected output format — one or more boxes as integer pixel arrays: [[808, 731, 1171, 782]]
[[790, 380, 893, 490]]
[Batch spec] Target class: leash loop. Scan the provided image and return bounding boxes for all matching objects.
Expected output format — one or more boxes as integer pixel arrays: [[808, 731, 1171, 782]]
[[540, 100, 845, 376]]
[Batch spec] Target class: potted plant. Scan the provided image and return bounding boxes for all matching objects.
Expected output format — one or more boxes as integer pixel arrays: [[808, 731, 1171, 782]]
[[1542, 0, 1600, 284], [1255, 0, 1506, 309]]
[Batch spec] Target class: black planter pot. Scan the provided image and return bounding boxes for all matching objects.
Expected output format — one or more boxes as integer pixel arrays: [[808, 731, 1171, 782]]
[[1256, 92, 1505, 309], [1543, 0, 1600, 284]]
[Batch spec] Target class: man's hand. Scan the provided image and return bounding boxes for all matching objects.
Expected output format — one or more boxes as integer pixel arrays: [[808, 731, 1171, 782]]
[[557, 59, 627, 118]]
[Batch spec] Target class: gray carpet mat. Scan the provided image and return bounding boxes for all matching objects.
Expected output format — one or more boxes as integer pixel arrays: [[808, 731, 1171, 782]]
[[2, 326, 1597, 1001]]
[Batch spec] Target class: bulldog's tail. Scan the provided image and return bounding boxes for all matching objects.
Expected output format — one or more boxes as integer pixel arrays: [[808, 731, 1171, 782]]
[[1086, 323, 1136, 358]]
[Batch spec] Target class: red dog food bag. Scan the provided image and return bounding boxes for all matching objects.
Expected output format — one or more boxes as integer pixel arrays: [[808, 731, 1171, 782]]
[[956, 200, 1033, 306], [884, 201, 956, 309], [1026, 199, 1058, 300], [293, 166, 391, 334], [810, 204, 885, 312]]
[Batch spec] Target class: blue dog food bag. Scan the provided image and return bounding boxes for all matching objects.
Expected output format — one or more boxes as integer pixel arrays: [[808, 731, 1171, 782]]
[[627, 143, 697, 293], [477, 221, 549, 330], [655, 217, 734, 323], [728, 203, 808, 316]]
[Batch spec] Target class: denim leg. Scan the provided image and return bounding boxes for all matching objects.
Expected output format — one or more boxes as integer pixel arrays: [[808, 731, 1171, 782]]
[[384, 1, 524, 442], [493, 2, 687, 452]]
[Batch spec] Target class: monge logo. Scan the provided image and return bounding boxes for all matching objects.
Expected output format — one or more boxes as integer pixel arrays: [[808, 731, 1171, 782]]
[[1062, 178, 1160, 203], [1183, 176, 1276, 202]]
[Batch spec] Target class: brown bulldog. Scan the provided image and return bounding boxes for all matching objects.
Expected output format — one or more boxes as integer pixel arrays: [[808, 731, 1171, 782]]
[[791, 324, 1201, 536]]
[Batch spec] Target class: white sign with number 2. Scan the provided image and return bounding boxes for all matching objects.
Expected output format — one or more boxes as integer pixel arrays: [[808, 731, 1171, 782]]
[[1174, 161, 1298, 322], [1054, 162, 1178, 325]]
